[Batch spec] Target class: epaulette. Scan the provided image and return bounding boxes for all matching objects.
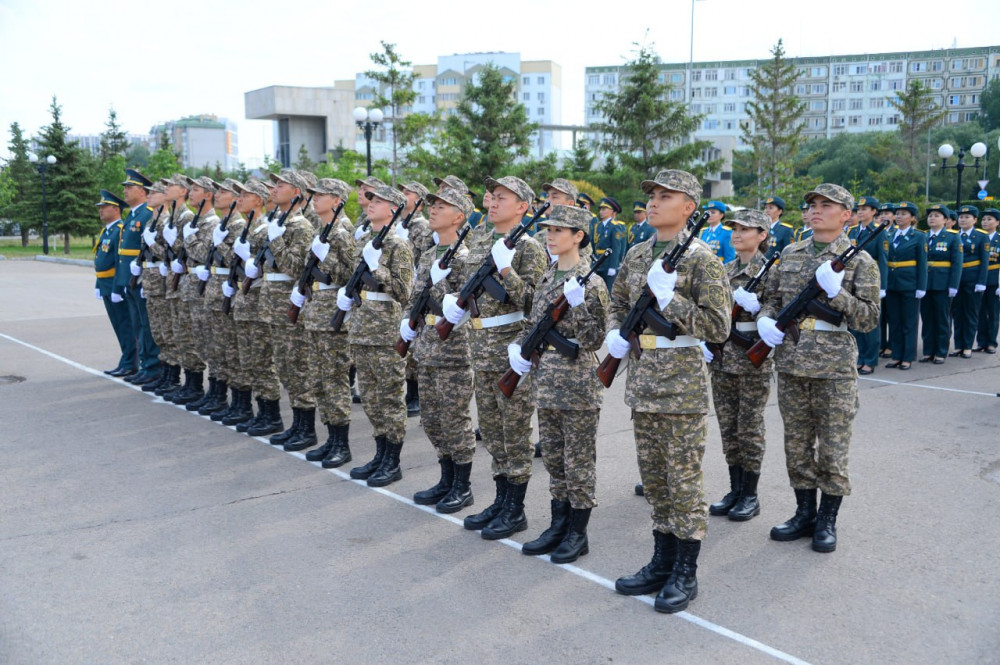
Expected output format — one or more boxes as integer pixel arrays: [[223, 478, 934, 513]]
[[722, 225, 732, 231], [780, 222, 794, 229], [947, 228, 959, 234], [973, 228, 988, 236], [847, 224, 859, 232], [612, 219, 626, 226]]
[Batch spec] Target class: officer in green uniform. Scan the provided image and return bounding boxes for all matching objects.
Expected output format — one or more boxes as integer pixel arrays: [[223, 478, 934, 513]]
[[628, 201, 654, 249], [578, 192, 600, 241], [94, 189, 136, 376], [467, 188, 484, 229], [950, 205, 989, 358], [877, 202, 897, 356], [975, 208, 1000, 353], [118, 168, 160, 385], [592, 196, 626, 290], [920, 204, 962, 364], [885, 201, 927, 369], [794, 202, 813, 241], [847, 196, 888, 374], [763, 196, 794, 259]]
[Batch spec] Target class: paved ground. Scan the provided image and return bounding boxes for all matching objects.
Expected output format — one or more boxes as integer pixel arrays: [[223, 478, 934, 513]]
[[1, 260, 998, 665]]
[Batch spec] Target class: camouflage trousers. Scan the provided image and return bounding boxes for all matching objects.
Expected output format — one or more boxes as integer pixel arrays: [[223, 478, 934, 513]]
[[237, 319, 281, 401], [187, 299, 212, 372], [710, 370, 771, 474], [538, 408, 599, 509], [405, 348, 418, 381], [271, 322, 316, 409], [633, 411, 708, 541], [309, 330, 352, 426], [475, 369, 534, 485], [418, 364, 476, 465], [169, 298, 205, 371], [146, 296, 174, 366], [776, 373, 857, 496], [352, 344, 406, 442], [205, 310, 237, 384]]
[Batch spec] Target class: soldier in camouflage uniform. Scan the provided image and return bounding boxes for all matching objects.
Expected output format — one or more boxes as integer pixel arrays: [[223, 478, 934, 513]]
[[396, 181, 435, 416], [756, 183, 880, 554], [399, 187, 477, 512], [702, 209, 774, 523], [513, 204, 609, 564], [441, 175, 547, 540], [609, 170, 732, 614], [137, 183, 177, 394], [538, 178, 592, 265]]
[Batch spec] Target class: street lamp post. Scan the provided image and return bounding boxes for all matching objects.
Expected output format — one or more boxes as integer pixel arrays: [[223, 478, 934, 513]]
[[353, 106, 383, 177], [28, 152, 57, 255], [938, 142, 987, 211]]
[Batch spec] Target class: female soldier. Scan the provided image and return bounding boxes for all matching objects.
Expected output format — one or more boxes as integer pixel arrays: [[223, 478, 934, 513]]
[[919, 205, 961, 364], [885, 202, 927, 370]]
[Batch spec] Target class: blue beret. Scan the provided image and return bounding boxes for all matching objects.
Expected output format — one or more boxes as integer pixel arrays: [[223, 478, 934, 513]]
[[96, 189, 126, 208], [764, 196, 786, 210], [599, 197, 622, 214], [958, 204, 980, 218]]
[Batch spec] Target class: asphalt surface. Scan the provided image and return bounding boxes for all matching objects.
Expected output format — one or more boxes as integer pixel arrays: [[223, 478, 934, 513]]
[[1, 260, 998, 665]]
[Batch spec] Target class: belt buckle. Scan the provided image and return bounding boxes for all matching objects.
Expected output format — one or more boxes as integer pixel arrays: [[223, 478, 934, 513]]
[[425, 314, 438, 326], [639, 334, 657, 350], [799, 318, 816, 331], [471, 318, 483, 330]]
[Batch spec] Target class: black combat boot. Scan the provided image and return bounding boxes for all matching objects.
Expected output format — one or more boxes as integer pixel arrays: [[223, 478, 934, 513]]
[[615, 531, 677, 595], [222, 390, 253, 426], [812, 493, 843, 553], [198, 379, 227, 415], [550, 507, 592, 564], [770, 488, 818, 541], [709, 465, 743, 516], [522, 499, 571, 556], [481, 480, 528, 540], [162, 368, 191, 401], [269, 408, 300, 446], [141, 365, 166, 391], [321, 424, 352, 469], [350, 436, 386, 480], [413, 458, 454, 505], [654, 539, 701, 613], [405, 378, 420, 416], [187, 376, 216, 411], [237, 397, 264, 432], [284, 408, 318, 452], [464, 476, 508, 530], [307, 423, 338, 462], [367, 439, 403, 487], [247, 399, 283, 437], [171, 370, 204, 405], [208, 384, 235, 420], [728, 470, 760, 521], [154, 365, 181, 396], [437, 461, 473, 514]]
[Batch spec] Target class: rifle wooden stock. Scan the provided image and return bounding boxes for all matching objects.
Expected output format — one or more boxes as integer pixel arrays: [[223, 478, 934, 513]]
[[241, 198, 299, 294], [221, 210, 256, 315], [169, 199, 207, 292], [288, 201, 345, 324], [197, 201, 237, 296]]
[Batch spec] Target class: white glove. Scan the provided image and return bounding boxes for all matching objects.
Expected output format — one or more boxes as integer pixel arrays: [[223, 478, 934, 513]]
[[336, 286, 353, 312], [129, 260, 141, 276], [975, 283, 986, 293], [399, 317, 418, 342], [430, 260, 451, 285], [94, 288, 102, 300], [110, 293, 123, 304], [491, 238, 516, 272], [757, 316, 785, 348], [442, 293, 467, 325], [233, 237, 251, 261], [244, 259, 260, 279], [948, 288, 958, 298], [267, 218, 286, 241], [646, 260, 677, 309], [507, 343, 533, 376], [289, 286, 306, 308], [162, 225, 177, 246], [140, 288, 145, 299], [607, 268, 616, 276], [311, 236, 330, 262], [605, 329, 632, 359], [222, 282, 235, 298], [699, 341, 714, 364], [194, 265, 210, 281], [815, 261, 844, 298], [563, 278, 585, 307], [396, 224, 410, 241], [733, 286, 760, 314], [915, 290, 926, 300], [212, 225, 229, 246], [142, 226, 157, 246], [362, 241, 382, 271], [158, 263, 168, 277], [182, 223, 197, 240], [354, 225, 366, 241], [880, 289, 887, 299], [170, 259, 184, 274]]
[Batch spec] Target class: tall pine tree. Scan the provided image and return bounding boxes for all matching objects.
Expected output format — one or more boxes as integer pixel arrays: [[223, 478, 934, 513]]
[[366, 41, 418, 185], [1, 122, 40, 246], [889, 79, 946, 171]]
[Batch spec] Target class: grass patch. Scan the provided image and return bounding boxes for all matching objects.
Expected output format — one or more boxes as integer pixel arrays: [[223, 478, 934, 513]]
[[0, 237, 96, 261]]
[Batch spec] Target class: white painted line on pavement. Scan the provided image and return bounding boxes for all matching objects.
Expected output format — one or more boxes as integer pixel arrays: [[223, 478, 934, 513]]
[[0, 331, 812, 665], [860, 375, 997, 397]]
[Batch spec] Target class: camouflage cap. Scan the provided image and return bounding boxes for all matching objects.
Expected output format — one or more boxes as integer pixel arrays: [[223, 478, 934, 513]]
[[640, 170, 702, 206], [216, 178, 241, 194], [269, 169, 308, 192], [307, 178, 351, 199], [165, 174, 189, 188], [184, 175, 218, 191], [803, 183, 854, 209], [398, 181, 430, 199], [297, 169, 317, 189], [232, 179, 270, 202], [353, 175, 387, 189], [144, 182, 167, 195], [365, 184, 407, 208], [731, 209, 770, 231], [542, 178, 579, 200], [484, 175, 534, 203], [433, 175, 469, 194], [540, 204, 592, 233], [425, 188, 474, 219]]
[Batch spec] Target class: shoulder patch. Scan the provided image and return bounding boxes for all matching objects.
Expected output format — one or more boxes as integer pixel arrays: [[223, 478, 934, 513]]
[[702, 254, 726, 280], [721, 225, 732, 231], [780, 222, 794, 229]]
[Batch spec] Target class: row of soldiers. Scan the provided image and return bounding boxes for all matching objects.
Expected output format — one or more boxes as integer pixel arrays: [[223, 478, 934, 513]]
[[92, 166, 877, 616]]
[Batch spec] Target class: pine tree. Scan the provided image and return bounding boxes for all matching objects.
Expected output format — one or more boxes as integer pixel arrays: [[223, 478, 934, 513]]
[[366, 41, 418, 185], [99, 108, 129, 161], [890, 79, 946, 171], [1, 122, 41, 246], [294, 143, 314, 171]]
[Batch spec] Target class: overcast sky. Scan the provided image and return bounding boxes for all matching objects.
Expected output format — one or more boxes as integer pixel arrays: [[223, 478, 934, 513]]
[[2, 0, 998, 165]]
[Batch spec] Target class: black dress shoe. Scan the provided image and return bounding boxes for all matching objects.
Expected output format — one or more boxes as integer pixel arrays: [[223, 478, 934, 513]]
[[108, 367, 130, 377], [885, 360, 902, 368], [918, 356, 934, 363], [103, 368, 120, 376], [858, 366, 873, 375], [898, 362, 911, 370], [948, 350, 963, 357], [933, 357, 946, 364]]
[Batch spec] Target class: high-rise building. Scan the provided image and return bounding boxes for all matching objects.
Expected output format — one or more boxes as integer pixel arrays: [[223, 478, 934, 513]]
[[150, 115, 239, 171], [68, 133, 153, 157]]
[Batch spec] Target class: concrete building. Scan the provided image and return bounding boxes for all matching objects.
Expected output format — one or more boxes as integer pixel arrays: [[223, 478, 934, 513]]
[[585, 45, 1000, 198], [68, 134, 152, 157], [151, 115, 240, 171]]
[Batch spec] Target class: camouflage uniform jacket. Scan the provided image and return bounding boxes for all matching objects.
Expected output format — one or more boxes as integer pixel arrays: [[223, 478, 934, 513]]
[[302, 217, 356, 332], [529, 259, 609, 410], [165, 206, 193, 301], [408, 241, 472, 368], [260, 211, 313, 325], [347, 231, 414, 346], [204, 212, 244, 312], [757, 234, 880, 379], [710, 251, 774, 375], [609, 232, 733, 414], [179, 210, 219, 303], [453, 224, 547, 372], [142, 208, 170, 298], [231, 212, 270, 322], [400, 213, 434, 268]]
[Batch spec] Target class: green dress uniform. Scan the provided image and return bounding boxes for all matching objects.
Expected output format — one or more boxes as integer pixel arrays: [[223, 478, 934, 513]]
[[95, 205, 136, 373], [848, 221, 888, 369], [920, 227, 962, 360], [976, 225, 1000, 351], [885, 226, 927, 363], [118, 201, 159, 378], [628, 219, 655, 250], [592, 217, 627, 291], [952, 227, 989, 352], [766, 220, 795, 260]]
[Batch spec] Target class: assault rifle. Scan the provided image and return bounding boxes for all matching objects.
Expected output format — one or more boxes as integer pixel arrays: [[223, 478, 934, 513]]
[[221, 210, 256, 315], [287, 201, 347, 324], [706, 252, 779, 360], [240, 195, 301, 294], [168, 199, 207, 292], [197, 201, 238, 296]]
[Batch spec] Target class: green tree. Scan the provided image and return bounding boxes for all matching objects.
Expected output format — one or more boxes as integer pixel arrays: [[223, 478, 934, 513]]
[[125, 142, 150, 168], [567, 138, 595, 177], [979, 78, 1000, 131], [99, 108, 129, 161], [1, 122, 41, 246], [366, 41, 417, 185], [146, 139, 181, 182], [293, 143, 314, 171], [314, 149, 391, 221], [889, 79, 946, 170]]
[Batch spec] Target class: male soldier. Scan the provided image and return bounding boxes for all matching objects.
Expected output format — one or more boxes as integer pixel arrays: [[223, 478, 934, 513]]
[[94, 189, 136, 376], [951, 205, 989, 358], [396, 180, 434, 415], [699, 201, 735, 263], [628, 201, 655, 250], [118, 169, 159, 384], [848, 196, 888, 374], [399, 187, 476, 512], [795, 203, 814, 242], [756, 183, 880, 554], [975, 208, 1000, 353], [352, 175, 388, 242], [920, 204, 962, 364], [609, 170, 731, 614], [442, 176, 546, 539], [764, 196, 794, 259], [539, 178, 592, 262], [136, 182, 177, 393], [592, 196, 626, 290]]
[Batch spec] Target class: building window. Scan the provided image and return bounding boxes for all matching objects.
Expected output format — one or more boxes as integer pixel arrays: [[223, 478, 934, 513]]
[[870, 98, 884, 109], [853, 64, 867, 75], [811, 66, 827, 77], [911, 62, 926, 73], [724, 120, 735, 130], [587, 74, 599, 85], [868, 117, 883, 126], [930, 61, 943, 72], [810, 117, 825, 129], [871, 63, 886, 73], [849, 115, 862, 126], [796, 84, 806, 94], [418, 81, 425, 89], [691, 87, 701, 98], [948, 95, 961, 105], [889, 61, 903, 73], [705, 87, 717, 97], [890, 80, 906, 90], [812, 83, 826, 94], [833, 81, 846, 92], [850, 81, 864, 92], [670, 89, 684, 100], [930, 79, 943, 89], [739, 87, 751, 97], [703, 119, 719, 130], [602, 74, 616, 85], [849, 98, 864, 110], [537, 76, 544, 84], [870, 81, 881, 91], [705, 104, 716, 114], [537, 92, 544, 102], [523, 92, 530, 101], [724, 85, 736, 95], [691, 71, 702, 82], [724, 69, 736, 80], [831, 99, 845, 111], [418, 95, 426, 104], [523, 76, 530, 86], [832, 116, 845, 128], [705, 70, 718, 81], [887, 115, 899, 125], [670, 72, 683, 83], [276, 118, 290, 168], [833, 64, 847, 76], [691, 103, 702, 113], [723, 102, 736, 112], [441, 77, 457, 86], [537, 108, 544, 116], [809, 100, 825, 111]]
